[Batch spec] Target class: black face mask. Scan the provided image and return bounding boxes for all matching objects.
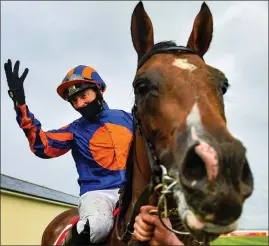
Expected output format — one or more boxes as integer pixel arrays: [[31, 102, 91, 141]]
[[76, 98, 104, 122]]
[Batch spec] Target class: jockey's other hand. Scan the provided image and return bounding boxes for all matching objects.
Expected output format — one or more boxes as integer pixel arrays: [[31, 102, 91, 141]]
[[133, 205, 184, 245], [133, 205, 156, 242], [4, 59, 29, 105]]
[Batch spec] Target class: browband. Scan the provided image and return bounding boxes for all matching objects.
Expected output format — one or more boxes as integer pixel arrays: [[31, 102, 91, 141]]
[[137, 46, 203, 70]]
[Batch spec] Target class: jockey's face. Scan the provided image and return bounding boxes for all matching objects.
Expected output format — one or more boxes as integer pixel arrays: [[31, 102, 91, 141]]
[[71, 88, 97, 109]]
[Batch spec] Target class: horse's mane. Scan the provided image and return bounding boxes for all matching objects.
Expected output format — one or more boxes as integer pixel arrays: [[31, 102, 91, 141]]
[[117, 138, 134, 222]]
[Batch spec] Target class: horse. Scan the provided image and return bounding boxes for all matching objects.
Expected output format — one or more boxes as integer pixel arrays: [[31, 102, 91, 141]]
[[42, 1, 254, 246]]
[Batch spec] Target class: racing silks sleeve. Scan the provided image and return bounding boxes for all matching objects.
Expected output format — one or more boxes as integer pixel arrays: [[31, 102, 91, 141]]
[[15, 104, 74, 159]]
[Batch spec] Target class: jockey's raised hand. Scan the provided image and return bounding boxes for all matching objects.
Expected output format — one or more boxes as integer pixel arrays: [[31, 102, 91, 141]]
[[4, 59, 29, 106]]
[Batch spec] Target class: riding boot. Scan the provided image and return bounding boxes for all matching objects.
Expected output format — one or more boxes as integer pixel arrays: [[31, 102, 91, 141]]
[[77, 220, 91, 245], [60, 220, 91, 246]]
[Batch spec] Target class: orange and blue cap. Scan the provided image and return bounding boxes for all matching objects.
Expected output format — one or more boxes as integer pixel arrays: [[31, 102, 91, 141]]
[[57, 65, 107, 101]]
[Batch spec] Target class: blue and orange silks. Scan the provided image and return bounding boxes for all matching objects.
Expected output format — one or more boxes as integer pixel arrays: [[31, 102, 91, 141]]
[[14, 102, 133, 196]]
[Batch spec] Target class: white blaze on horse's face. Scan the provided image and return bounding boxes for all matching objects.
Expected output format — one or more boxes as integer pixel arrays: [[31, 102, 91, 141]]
[[172, 58, 197, 72], [186, 103, 202, 137]]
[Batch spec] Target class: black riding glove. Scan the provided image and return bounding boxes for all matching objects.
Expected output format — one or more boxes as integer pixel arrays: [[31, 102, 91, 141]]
[[4, 59, 29, 106]]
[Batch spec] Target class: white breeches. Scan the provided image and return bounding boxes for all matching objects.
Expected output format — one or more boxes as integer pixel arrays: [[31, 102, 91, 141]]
[[76, 188, 120, 243]]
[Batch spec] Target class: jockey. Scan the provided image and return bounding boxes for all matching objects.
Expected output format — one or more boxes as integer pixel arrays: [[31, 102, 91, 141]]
[[4, 59, 133, 245]]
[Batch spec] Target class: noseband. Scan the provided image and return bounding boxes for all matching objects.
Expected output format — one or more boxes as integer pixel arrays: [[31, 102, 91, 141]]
[[116, 46, 204, 244]]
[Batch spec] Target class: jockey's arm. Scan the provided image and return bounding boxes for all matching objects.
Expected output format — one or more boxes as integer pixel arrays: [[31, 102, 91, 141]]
[[14, 104, 74, 158], [133, 205, 184, 246]]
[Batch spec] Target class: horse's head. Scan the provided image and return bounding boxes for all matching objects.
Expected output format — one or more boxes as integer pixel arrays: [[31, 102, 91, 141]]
[[131, 1, 254, 242]]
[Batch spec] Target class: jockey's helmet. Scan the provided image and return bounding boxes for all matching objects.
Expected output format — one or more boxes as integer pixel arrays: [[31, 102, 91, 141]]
[[57, 65, 106, 101]]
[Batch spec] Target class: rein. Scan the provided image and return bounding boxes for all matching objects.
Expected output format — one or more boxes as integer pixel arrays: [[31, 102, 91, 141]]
[[116, 46, 204, 244]]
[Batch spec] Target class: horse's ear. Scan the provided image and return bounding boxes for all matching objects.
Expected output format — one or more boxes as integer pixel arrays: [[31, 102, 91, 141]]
[[131, 1, 154, 62], [186, 2, 213, 57]]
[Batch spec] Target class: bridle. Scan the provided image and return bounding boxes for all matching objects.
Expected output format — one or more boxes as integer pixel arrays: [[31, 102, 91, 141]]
[[116, 46, 205, 244]]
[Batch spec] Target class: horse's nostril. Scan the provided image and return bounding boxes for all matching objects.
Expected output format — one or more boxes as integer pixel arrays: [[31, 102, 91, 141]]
[[182, 146, 207, 181]]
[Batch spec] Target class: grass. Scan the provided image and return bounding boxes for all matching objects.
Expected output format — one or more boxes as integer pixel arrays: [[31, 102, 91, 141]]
[[211, 236, 268, 245]]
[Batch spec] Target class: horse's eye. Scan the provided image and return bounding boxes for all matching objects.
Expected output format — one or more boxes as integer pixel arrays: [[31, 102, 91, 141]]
[[221, 78, 229, 95], [134, 81, 150, 96]]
